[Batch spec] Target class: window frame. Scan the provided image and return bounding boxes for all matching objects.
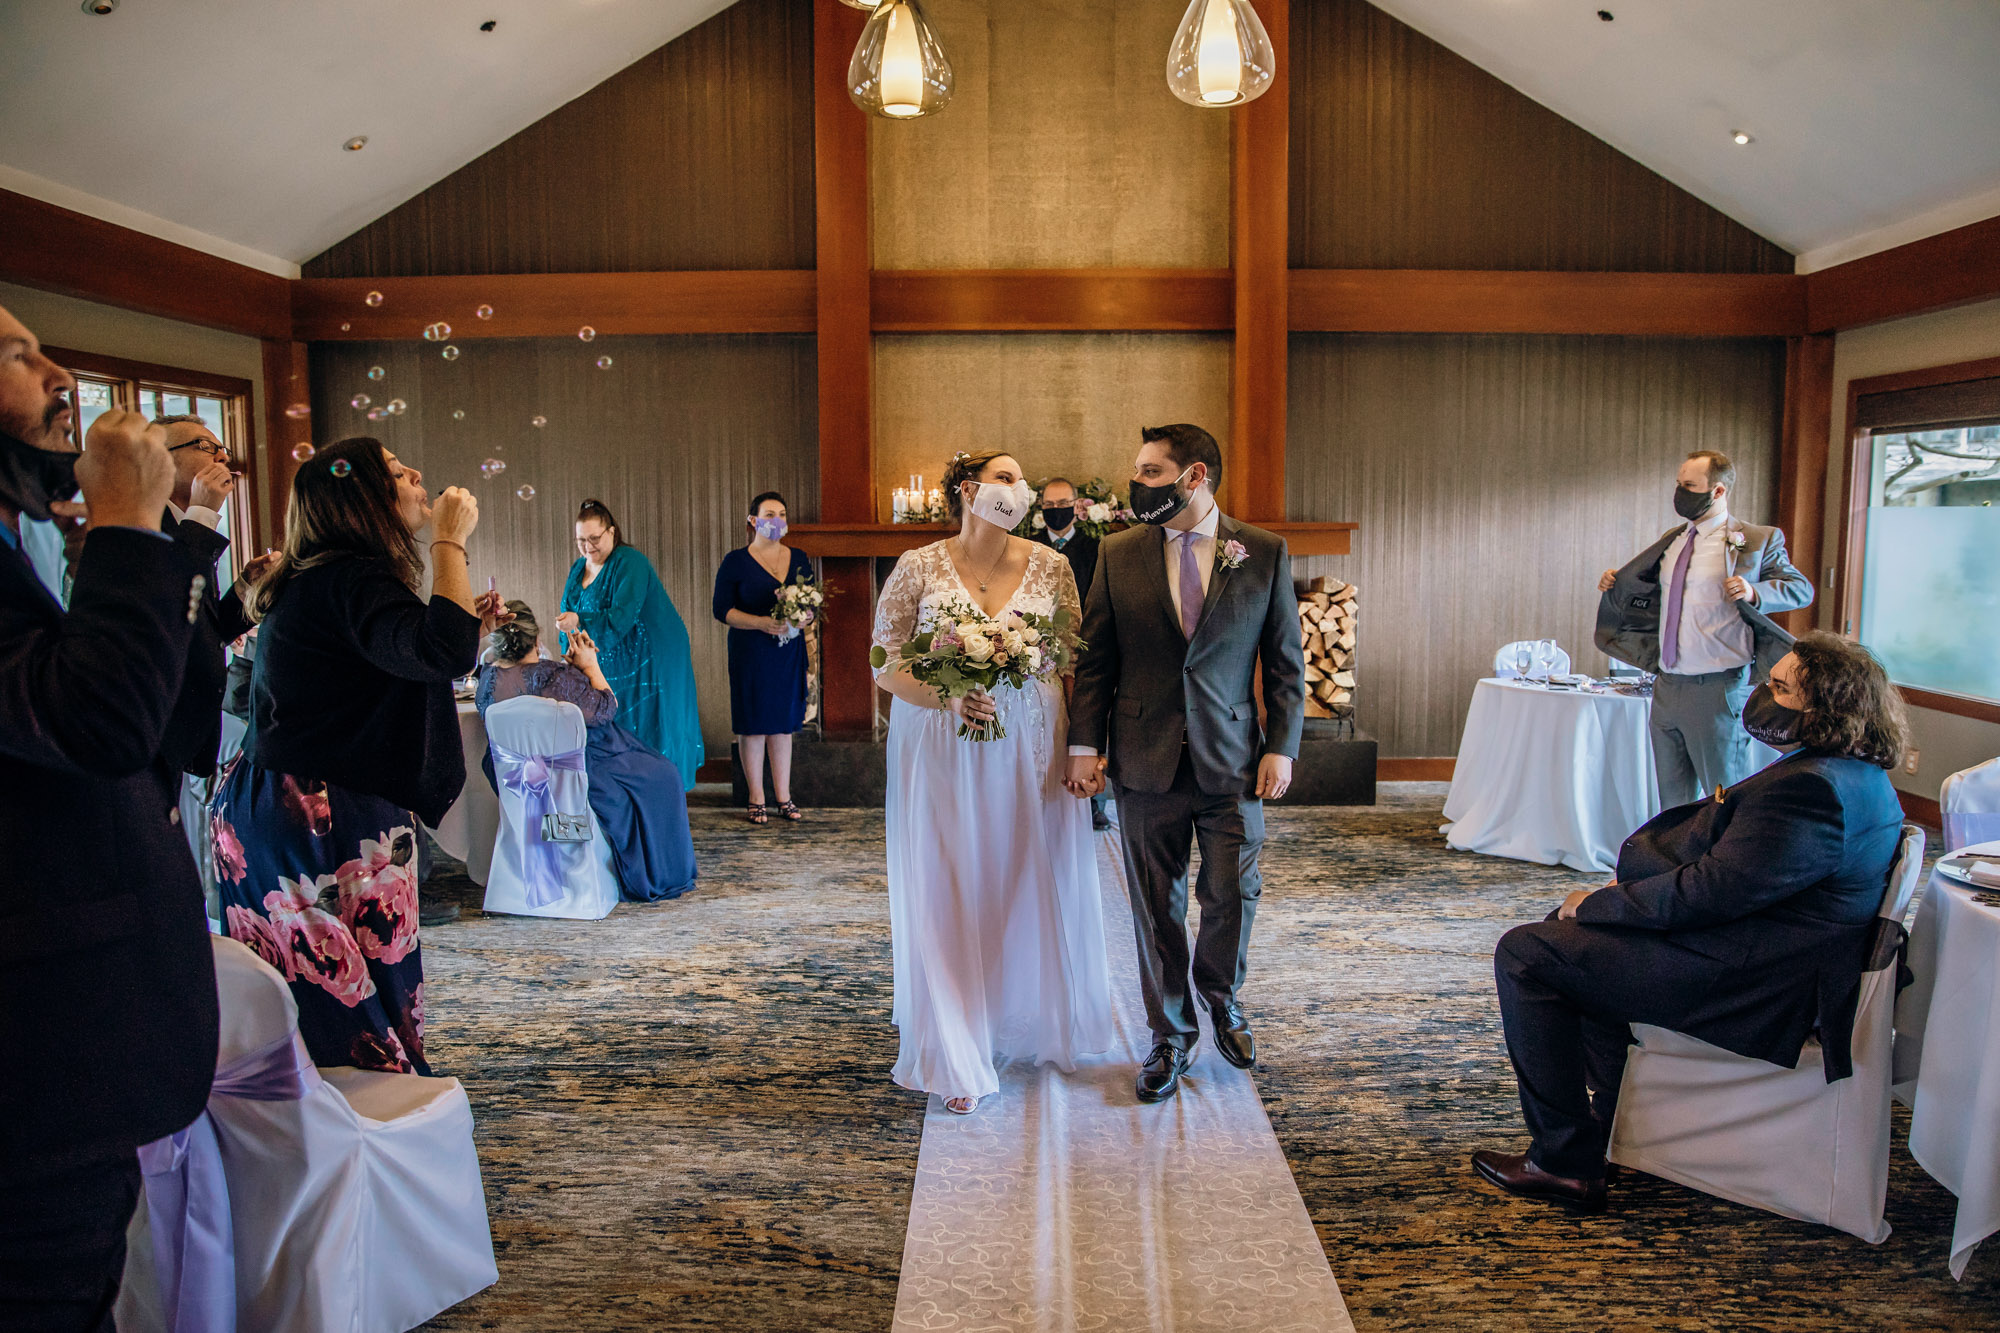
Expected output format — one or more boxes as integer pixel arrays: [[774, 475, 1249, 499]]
[[1836, 352, 2000, 724], [45, 345, 258, 579]]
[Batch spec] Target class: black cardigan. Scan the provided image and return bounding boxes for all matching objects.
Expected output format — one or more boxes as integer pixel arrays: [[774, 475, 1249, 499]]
[[247, 556, 480, 826]]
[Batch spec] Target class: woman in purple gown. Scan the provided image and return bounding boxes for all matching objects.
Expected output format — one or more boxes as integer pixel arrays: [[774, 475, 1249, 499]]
[[476, 602, 697, 902]]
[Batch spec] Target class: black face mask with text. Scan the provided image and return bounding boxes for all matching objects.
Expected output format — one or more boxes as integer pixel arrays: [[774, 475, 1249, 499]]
[[1130, 464, 1196, 525], [1741, 682, 1804, 748]]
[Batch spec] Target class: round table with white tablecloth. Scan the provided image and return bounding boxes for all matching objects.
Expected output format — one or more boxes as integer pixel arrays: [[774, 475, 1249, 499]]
[[1893, 839, 2000, 1280], [1441, 678, 1660, 874], [425, 700, 499, 885]]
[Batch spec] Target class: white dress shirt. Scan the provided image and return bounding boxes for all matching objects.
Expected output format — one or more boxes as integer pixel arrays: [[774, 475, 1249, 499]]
[[1661, 509, 1753, 675], [166, 500, 222, 531]]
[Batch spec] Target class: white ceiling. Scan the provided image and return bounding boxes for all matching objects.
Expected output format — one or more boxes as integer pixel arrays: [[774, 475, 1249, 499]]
[[3, 1, 1998, 276], [1366, 0, 2000, 270], [0, 0, 735, 275]]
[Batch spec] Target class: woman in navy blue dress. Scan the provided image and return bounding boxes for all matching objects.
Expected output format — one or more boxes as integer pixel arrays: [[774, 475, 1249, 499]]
[[476, 602, 697, 901], [712, 492, 811, 824]]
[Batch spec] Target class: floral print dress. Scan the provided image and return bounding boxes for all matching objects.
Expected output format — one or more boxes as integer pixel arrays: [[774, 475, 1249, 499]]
[[211, 762, 429, 1074]]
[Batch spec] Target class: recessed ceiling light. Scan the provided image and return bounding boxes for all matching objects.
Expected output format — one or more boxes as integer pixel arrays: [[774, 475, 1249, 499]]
[[343, 136, 368, 152], [1596, 9, 1614, 20], [1731, 130, 1754, 146], [82, 0, 117, 14], [480, 19, 496, 31]]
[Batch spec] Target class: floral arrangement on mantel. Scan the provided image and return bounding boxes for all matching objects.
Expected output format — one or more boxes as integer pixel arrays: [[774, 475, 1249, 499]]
[[1009, 478, 1136, 541]]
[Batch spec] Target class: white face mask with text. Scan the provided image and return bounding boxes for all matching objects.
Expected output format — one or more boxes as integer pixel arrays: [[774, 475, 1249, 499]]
[[967, 479, 1033, 529]]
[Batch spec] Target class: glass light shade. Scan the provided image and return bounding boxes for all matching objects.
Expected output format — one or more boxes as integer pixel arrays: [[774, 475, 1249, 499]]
[[837, 0, 882, 8], [849, 0, 952, 120], [1166, 0, 1275, 108]]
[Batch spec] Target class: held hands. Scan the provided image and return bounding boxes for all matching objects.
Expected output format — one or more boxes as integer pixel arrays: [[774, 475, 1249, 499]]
[[1064, 753, 1106, 799], [556, 611, 581, 635], [1255, 753, 1293, 801], [948, 687, 998, 737], [564, 627, 600, 672], [763, 614, 788, 639], [431, 486, 479, 545], [1724, 575, 1758, 604], [189, 459, 237, 510], [75, 410, 174, 531], [1597, 568, 1618, 593]]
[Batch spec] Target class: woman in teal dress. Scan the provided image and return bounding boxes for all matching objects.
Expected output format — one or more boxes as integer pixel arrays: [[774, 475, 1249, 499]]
[[557, 499, 703, 791]]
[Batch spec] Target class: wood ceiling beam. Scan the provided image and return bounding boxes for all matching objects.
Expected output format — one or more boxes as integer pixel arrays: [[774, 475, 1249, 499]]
[[1288, 269, 1807, 337], [870, 269, 1232, 331], [1804, 214, 2000, 333], [291, 271, 817, 340]]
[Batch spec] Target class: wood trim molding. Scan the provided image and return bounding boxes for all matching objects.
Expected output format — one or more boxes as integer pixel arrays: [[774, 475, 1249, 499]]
[[1231, 0, 1290, 523], [291, 271, 816, 340], [1806, 214, 2000, 333], [1288, 269, 1807, 336], [1775, 333, 1835, 633], [870, 270, 1232, 331], [0, 188, 293, 340], [1899, 686, 2000, 727], [1897, 788, 1943, 831], [788, 521, 1354, 558], [43, 345, 253, 399], [1379, 757, 1455, 781]]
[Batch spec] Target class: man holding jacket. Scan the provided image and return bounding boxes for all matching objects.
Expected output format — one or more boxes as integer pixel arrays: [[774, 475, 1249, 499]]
[[1595, 450, 1813, 808]]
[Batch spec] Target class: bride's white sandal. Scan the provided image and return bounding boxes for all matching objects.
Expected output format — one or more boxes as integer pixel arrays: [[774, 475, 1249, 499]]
[[944, 1095, 979, 1115]]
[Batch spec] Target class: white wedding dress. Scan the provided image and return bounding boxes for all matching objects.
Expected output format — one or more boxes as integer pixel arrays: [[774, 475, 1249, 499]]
[[875, 540, 1115, 1101]]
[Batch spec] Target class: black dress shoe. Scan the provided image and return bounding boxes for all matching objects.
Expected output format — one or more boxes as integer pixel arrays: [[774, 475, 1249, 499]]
[[1210, 1003, 1256, 1069], [1136, 1042, 1195, 1103], [1471, 1149, 1607, 1213]]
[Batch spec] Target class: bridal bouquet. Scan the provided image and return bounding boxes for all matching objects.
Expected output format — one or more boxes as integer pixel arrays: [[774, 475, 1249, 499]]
[[869, 596, 1085, 740], [772, 574, 826, 643]]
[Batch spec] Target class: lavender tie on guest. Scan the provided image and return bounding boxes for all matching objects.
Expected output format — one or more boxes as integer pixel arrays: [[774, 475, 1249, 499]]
[[1659, 524, 1698, 671]]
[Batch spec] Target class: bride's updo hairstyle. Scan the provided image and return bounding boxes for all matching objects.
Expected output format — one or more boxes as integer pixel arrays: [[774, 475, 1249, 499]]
[[943, 449, 1010, 521], [487, 599, 540, 664]]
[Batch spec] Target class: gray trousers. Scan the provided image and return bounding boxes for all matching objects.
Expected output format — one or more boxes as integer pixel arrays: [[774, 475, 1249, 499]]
[[1649, 664, 1754, 808], [1112, 750, 1265, 1052]]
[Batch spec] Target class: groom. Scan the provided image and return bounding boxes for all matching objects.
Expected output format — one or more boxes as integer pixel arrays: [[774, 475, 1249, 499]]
[[1065, 424, 1306, 1103]]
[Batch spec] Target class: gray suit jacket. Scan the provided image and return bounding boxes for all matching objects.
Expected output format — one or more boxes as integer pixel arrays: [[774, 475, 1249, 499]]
[[1067, 514, 1306, 797], [1595, 519, 1812, 683]]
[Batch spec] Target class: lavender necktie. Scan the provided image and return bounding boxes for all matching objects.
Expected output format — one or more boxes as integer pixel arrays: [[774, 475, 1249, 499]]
[[1175, 530, 1203, 640], [1659, 525, 1698, 671]]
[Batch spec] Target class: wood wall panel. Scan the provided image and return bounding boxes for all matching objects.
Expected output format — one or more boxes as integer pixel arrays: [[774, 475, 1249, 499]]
[[1289, 0, 1792, 274], [873, 333, 1232, 515], [868, 0, 1231, 269], [304, 0, 814, 278], [1288, 333, 1784, 756], [307, 335, 820, 756]]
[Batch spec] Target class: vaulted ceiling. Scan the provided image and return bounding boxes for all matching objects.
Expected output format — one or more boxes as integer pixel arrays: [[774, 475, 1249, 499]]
[[3, 0, 1997, 276]]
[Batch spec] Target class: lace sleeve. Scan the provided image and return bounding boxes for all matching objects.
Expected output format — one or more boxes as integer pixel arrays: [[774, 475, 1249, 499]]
[[1053, 548, 1082, 630], [872, 548, 927, 677]]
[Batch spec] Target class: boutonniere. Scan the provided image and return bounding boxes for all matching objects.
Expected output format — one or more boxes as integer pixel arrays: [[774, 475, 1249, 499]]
[[1217, 539, 1248, 571], [1726, 529, 1746, 551]]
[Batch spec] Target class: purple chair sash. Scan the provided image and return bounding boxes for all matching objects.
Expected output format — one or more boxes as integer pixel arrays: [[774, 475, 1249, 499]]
[[1942, 811, 2000, 855], [136, 1028, 322, 1333], [491, 742, 589, 907]]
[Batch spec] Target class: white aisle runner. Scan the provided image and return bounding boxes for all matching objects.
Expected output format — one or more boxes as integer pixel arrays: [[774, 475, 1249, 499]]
[[891, 838, 1355, 1333]]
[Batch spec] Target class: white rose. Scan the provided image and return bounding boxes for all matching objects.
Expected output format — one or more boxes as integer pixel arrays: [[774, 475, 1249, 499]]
[[1025, 644, 1043, 672], [1003, 629, 1026, 655], [1021, 626, 1041, 645], [1087, 502, 1111, 522], [962, 633, 994, 662], [1032, 512, 1046, 530]]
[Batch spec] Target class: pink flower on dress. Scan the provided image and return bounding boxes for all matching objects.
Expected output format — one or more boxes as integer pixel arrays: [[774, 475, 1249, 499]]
[[395, 982, 426, 1066], [348, 1029, 413, 1073], [264, 873, 376, 1007], [224, 905, 292, 980], [279, 776, 332, 838], [335, 827, 421, 964], [211, 814, 248, 885]]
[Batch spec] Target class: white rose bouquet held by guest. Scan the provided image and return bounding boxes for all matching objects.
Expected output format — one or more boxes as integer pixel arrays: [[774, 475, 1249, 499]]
[[870, 595, 1082, 740], [771, 572, 826, 643]]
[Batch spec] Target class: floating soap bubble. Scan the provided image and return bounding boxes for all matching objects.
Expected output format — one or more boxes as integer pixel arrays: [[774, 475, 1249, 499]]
[[386, 399, 407, 416], [516, 484, 536, 501], [441, 345, 460, 361], [364, 291, 384, 307], [595, 355, 613, 370], [291, 442, 315, 462], [530, 415, 547, 428], [480, 457, 506, 478], [365, 407, 387, 420], [475, 304, 493, 320], [285, 403, 310, 419], [350, 394, 371, 410], [339, 322, 352, 332], [330, 459, 353, 477], [577, 326, 595, 342], [451, 409, 465, 421], [366, 366, 385, 382], [423, 322, 450, 341]]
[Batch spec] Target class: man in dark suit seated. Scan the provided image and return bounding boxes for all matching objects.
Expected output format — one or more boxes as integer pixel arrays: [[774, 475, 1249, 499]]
[[0, 303, 219, 1331], [1473, 632, 1907, 1213]]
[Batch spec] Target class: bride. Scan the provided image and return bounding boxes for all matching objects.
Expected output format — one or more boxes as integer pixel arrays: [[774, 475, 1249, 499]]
[[873, 449, 1114, 1114]]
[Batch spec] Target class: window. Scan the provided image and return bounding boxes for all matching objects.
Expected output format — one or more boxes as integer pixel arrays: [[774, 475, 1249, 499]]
[[48, 347, 257, 587], [1842, 359, 2000, 718]]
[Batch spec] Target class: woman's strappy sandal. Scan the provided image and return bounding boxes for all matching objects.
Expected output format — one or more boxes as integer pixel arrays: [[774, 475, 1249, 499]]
[[944, 1095, 979, 1116], [779, 800, 803, 822], [746, 803, 769, 825]]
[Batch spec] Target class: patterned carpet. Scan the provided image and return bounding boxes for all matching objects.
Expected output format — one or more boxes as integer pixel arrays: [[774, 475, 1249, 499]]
[[413, 784, 1996, 1332]]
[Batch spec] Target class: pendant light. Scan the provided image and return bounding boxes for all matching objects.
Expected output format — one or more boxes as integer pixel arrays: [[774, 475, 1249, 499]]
[[849, 0, 953, 120], [837, 0, 881, 8], [1166, 0, 1275, 108]]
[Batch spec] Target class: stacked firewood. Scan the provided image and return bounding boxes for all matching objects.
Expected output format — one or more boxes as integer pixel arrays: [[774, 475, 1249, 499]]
[[1297, 576, 1357, 719]]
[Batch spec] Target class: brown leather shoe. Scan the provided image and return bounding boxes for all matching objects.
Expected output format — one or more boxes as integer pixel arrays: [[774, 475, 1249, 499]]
[[1471, 1149, 1607, 1213]]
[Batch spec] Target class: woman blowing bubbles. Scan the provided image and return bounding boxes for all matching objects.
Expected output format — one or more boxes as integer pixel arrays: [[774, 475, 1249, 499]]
[[212, 438, 509, 1074]]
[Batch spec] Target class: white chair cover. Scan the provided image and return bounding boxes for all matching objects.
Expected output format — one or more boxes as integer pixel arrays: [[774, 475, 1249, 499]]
[[1941, 757, 2000, 853], [1607, 824, 1926, 1243], [118, 937, 497, 1333], [1493, 640, 1572, 680], [481, 695, 619, 920]]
